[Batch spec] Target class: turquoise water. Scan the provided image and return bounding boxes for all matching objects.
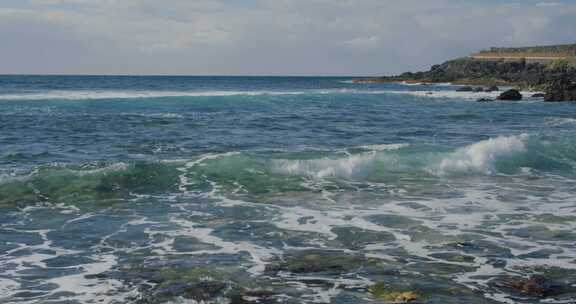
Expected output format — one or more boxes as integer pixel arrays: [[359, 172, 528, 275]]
[[0, 76, 575, 303]]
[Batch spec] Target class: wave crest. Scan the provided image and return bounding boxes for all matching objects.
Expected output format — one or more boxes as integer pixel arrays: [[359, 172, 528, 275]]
[[273, 153, 377, 179], [273, 143, 408, 179], [432, 134, 529, 175]]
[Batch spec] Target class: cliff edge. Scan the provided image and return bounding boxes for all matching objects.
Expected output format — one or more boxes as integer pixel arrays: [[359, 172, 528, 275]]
[[356, 44, 576, 101]]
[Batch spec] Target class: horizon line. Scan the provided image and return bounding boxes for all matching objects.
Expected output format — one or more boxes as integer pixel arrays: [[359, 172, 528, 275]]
[[0, 73, 374, 78]]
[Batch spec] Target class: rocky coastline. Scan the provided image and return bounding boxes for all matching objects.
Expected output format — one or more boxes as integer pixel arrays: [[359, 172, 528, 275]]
[[355, 45, 576, 102]]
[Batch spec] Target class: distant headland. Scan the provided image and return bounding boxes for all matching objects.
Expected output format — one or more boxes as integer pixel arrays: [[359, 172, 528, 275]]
[[355, 43, 576, 101]]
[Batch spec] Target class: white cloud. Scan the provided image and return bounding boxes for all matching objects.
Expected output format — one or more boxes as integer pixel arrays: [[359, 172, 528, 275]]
[[345, 36, 381, 49], [536, 2, 562, 7], [0, 0, 575, 75]]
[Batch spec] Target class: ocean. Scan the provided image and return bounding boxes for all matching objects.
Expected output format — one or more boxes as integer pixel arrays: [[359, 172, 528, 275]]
[[0, 75, 575, 303]]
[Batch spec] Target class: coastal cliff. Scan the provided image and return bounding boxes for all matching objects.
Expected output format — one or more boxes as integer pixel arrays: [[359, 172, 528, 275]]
[[357, 44, 576, 101]]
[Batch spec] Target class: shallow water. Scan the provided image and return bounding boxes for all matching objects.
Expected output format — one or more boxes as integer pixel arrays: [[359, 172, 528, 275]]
[[1, 76, 575, 303]]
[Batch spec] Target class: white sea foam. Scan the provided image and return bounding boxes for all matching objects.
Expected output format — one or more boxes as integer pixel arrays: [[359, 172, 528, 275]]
[[384, 90, 540, 101], [0, 90, 308, 100], [274, 153, 377, 179], [0, 88, 488, 101], [68, 162, 130, 176], [167, 148, 576, 303], [545, 117, 576, 126], [358, 143, 409, 151], [0, 87, 545, 102], [433, 134, 528, 175], [136, 113, 185, 119], [274, 143, 408, 179], [0, 89, 388, 100]]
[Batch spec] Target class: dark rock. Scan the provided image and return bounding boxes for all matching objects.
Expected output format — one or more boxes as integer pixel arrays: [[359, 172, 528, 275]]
[[473, 87, 484, 92], [503, 276, 565, 298], [497, 89, 523, 101], [456, 86, 474, 92], [332, 226, 395, 250], [544, 77, 576, 102], [265, 250, 381, 274], [485, 85, 500, 92], [361, 56, 576, 93], [477, 98, 494, 102], [229, 290, 277, 303], [532, 93, 545, 98], [167, 281, 230, 301]]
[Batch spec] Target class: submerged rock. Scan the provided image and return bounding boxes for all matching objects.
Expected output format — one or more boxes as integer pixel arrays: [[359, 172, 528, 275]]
[[501, 275, 565, 298], [497, 89, 523, 101], [332, 226, 395, 250], [156, 281, 230, 301], [265, 249, 382, 274], [369, 283, 422, 303], [456, 86, 474, 92], [477, 98, 494, 102]]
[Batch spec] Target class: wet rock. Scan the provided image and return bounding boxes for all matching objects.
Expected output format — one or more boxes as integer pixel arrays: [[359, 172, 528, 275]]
[[517, 249, 563, 259], [497, 89, 523, 101], [444, 240, 513, 259], [172, 236, 220, 252], [397, 202, 432, 211], [486, 258, 507, 268], [429, 252, 475, 263], [473, 87, 484, 92], [331, 226, 395, 250], [156, 281, 231, 301], [485, 85, 500, 92], [369, 283, 422, 303], [477, 98, 494, 102], [532, 93, 545, 98], [506, 225, 576, 241], [534, 213, 576, 224], [229, 290, 278, 304], [367, 214, 422, 229], [266, 250, 382, 274], [363, 56, 576, 92], [544, 77, 576, 101], [406, 261, 477, 275], [502, 275, 565, 298], [456, 86, 474, 92]]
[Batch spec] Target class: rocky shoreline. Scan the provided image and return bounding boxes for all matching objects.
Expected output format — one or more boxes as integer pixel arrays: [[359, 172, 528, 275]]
[[355, 56, 576, 102]]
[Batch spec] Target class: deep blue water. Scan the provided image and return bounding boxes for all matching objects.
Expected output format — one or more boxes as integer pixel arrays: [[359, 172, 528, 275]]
[[0, 76, 575, 304]]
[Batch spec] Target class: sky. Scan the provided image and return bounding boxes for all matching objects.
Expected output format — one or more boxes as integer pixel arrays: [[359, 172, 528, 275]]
[[0, 0, 575, 76]]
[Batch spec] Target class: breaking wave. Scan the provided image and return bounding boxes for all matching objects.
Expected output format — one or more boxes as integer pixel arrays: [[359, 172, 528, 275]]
[[2, 135, 575, 208], [432, 134, 529, 175], [0, 89, 399, 101], [0, 88, 543, 101], [384, 90, 541, 101], [274, 153, 378, 179]]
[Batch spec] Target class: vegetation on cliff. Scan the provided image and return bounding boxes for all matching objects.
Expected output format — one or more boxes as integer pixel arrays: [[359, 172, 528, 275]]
[[356, 44, 576, 101], [359, 57, 575, 91], [473, 43, 576, 59]]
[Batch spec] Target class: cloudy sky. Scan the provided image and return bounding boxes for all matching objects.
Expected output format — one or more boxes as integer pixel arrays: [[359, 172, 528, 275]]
[[1, 0, 575, 75]]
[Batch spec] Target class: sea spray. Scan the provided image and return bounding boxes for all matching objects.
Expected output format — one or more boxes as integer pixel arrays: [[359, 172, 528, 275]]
[[432, 134, 529, 175], [273, 144, 409, 179], [273, 153, 377, 179]]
